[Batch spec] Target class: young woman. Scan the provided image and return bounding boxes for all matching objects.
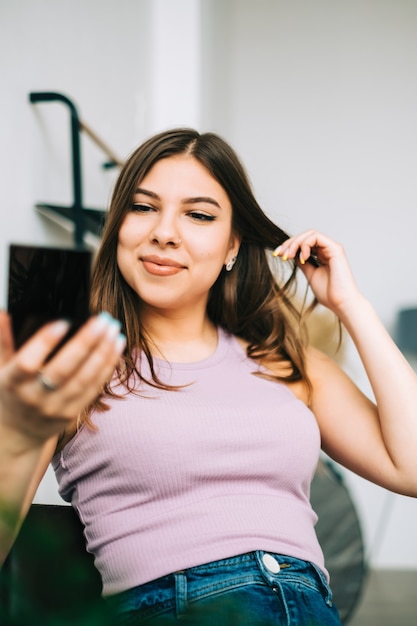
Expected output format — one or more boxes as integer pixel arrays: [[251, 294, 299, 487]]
[[1, 128, 417, 625]]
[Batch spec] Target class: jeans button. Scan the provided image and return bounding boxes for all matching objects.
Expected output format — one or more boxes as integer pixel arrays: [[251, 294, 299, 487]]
[[262, 553, 281, 574]]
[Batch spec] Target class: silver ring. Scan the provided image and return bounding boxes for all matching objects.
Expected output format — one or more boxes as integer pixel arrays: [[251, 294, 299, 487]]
[[38, 372, 59, 392]]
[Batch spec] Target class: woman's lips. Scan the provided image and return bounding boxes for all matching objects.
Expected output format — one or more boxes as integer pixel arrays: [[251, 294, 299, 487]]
[[140, 255, 186, 276]]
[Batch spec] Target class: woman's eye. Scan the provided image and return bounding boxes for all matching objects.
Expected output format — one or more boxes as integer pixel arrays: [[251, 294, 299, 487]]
[[131, 203, 155, 213], [188, 212, 216, 222]]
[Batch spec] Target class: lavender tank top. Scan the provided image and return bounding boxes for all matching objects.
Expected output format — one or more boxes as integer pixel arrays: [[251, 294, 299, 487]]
[[53, 328, 326, 595]]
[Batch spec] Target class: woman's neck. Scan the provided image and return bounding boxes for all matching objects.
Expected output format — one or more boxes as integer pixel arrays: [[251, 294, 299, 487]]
[[140, 308, 218, 363]]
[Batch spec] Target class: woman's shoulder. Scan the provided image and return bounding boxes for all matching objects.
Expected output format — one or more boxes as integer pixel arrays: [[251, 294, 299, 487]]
[[304, 345, 345, 383], [285, 346, 343, 406], [232, 333, 317, 405]]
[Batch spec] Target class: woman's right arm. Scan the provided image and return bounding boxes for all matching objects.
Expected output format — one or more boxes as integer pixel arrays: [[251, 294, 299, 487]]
[[0, 425, 58, 566], [0, 311, 126, 565]]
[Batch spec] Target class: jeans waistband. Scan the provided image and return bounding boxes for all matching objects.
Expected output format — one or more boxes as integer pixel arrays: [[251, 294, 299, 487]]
[[109, 551, 333, 616]]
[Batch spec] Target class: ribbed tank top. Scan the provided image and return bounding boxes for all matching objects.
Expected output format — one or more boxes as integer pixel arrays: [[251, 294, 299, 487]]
[[53, 328, 326, 596]]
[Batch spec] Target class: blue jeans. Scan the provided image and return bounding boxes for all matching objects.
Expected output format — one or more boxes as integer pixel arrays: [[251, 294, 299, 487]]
[[107, 551, 342, 625]]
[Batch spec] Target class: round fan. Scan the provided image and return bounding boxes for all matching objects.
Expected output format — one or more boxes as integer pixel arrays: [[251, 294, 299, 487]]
[[311, 458, 367, 623]]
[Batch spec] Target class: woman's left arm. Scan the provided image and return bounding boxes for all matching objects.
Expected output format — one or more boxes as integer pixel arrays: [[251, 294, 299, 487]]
[[275, 230, 417, 497]]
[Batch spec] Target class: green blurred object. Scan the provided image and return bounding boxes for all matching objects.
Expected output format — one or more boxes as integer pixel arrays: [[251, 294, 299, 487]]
[[0, 505, 107, 625]]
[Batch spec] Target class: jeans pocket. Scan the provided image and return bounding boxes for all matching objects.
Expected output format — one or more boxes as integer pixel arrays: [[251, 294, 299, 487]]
[[254, 552, 341, 625], [255, 552, 334, 607]]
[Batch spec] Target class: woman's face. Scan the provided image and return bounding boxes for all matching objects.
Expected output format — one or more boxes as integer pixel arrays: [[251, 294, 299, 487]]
[[117, 155, 240, 315]]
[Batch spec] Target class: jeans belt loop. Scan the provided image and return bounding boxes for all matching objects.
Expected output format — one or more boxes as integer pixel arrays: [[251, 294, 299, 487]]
[[174, 571, 188, 618]]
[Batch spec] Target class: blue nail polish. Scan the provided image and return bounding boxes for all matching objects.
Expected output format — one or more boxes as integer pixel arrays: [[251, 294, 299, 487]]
[[98, 311, 114, 323]]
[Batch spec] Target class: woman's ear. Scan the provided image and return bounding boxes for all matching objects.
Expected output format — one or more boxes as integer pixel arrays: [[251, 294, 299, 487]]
[[224, 234, 242, 271], [229, 232, 242, 259]]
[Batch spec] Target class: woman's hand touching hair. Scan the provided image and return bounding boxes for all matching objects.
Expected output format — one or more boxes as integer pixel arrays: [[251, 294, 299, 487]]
[[273, 230, 362, 320]]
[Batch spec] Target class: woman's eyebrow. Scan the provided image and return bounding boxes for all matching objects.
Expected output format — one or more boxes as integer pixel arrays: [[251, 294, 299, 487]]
[[182, 196, 222, 209], [134, 188, 159, 199], [134, 189, 222, 209]]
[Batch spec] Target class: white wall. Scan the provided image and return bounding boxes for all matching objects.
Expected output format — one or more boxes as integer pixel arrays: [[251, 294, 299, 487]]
[[1, 0, 417, 569], [202, 0, 417, 328]]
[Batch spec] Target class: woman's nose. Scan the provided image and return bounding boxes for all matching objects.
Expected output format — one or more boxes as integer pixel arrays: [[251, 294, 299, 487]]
[[150, 218, 182, 248]]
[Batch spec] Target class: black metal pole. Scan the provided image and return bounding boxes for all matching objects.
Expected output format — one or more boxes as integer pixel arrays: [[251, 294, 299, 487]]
[[29, 92, 84, 247]]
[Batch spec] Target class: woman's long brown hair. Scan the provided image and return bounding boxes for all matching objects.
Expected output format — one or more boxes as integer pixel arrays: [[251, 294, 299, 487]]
[[87, 128, 312, 416]]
